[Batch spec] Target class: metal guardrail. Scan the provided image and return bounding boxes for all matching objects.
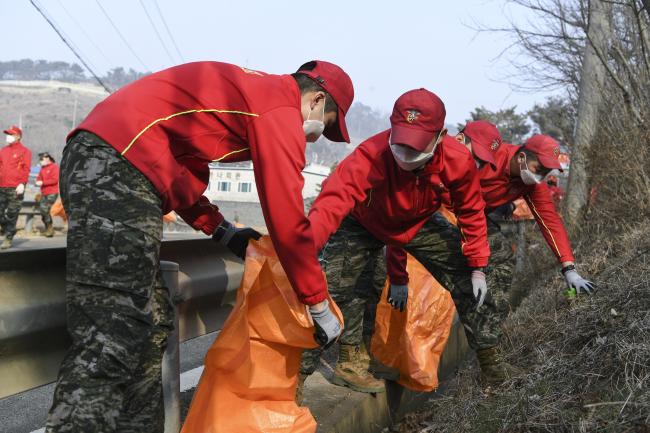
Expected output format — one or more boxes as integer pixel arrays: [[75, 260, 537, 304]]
[[0, 236, 244, 402]]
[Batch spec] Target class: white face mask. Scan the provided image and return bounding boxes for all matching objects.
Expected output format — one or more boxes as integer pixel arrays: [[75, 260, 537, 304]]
[[5, 135, 16, 144], [519, 157, 543, 185], [303, 98, 326, 143], [390, 142, 435, 171]]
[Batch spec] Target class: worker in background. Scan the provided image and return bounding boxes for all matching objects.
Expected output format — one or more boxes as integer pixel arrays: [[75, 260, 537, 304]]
[[45, 60, 353, 433], [546, 174, 565, 207], [35, 152, 60, 237], [298, 89, 491, 400], [387, 130, 595, 384], [0, 125, 31, 250]]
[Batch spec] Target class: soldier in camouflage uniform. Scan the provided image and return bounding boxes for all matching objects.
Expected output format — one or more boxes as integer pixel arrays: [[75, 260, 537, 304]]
[[299, 90, 494, 398], [0, 125, 31, 249], [35, 152, 60, 237], [45, 132, 174, 433]]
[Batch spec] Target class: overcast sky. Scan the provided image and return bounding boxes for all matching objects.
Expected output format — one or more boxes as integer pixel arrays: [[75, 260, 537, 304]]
[[0, 0, 552, 124]]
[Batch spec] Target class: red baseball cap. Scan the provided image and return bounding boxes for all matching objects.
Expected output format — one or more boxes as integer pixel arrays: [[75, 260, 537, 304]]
[[389, 88, 445, 152], [524, 134, 563, 170], [3, 125, 22, 136], [297, 60, 354, 143], [461, 120, 501, 167]]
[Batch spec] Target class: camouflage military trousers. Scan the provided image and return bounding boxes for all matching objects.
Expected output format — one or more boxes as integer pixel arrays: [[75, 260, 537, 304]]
[[0, 187, 23, 239], [45, 132, 174, 433], [301, 213, 514, 374], [39, 193, 58, 226]]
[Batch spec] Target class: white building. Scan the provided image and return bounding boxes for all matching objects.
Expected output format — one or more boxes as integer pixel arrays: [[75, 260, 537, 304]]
[[205, 162, 331, 203]]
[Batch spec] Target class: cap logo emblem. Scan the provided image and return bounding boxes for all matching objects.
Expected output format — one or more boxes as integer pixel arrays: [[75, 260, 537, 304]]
[[553, 147, 560, 156], [406, 110, 420, 123], [490, 141, 499, 151]]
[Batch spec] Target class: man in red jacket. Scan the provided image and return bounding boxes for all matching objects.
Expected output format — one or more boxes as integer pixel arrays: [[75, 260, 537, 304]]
[[45, 60, 353, 433], [0, 125, 32, 250], [387, 129, 595, 383], [298, 89, 491, 398], [35, 152, 60, 237]]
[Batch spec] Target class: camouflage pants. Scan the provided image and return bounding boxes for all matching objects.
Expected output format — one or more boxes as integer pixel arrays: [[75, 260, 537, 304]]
[[46, 132, 174, 433], [402, 212, 514, 351], [0, 187, 23, 239], [301, 216, 386, 374], [39, 193, 58, 226], [301, 212, 514, 374]]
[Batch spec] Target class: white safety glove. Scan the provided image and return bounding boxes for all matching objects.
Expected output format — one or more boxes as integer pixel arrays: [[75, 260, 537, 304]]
[[15, 183, 25, 196], [36, 180, 43, 186], [564, 268, 595, 295], [471, 269, 488, 310], [309, 299, 342, 348], [387, 284, 409, 312]]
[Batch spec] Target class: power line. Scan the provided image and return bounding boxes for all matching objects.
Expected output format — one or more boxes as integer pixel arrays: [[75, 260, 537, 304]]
[[55, 0, 113, 68], [29, 0, 112, 93], [94, 0, 150, 71], [139, 0, 175, 64], [152, 0, 185, 62]]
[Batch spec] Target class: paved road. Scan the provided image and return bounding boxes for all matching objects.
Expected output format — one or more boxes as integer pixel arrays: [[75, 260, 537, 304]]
[[0, 331, 219, 433]]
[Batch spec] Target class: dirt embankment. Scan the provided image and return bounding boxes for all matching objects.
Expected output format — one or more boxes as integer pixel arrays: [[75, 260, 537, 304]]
[[397, 222, 650, 433]]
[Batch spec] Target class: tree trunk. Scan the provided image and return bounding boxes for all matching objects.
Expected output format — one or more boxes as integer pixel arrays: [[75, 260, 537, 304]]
[[565, 0, 612, 233]]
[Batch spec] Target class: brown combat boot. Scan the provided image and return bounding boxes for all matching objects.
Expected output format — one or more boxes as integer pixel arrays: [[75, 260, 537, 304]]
[[331, 344, 385, 393], [1, 237, 12, 250], [476, 347, 524, 385], [295, 373, 309, 405], [44, 224, 55, 237]]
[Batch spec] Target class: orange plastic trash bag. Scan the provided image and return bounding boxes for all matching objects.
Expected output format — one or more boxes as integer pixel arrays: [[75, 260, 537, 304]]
[[49, 197, 67, 222], [371, 255, 456, 392], [181, 236, 343, 433]]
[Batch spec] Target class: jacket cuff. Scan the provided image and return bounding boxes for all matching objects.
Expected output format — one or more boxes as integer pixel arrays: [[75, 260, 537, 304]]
[[467, 257, 489, 268], [389, 275, 409, 285], [558, 253, 575, 263], [300, 289, 327, 306]]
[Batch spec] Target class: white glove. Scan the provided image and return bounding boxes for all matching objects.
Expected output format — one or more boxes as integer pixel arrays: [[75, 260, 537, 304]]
[[15, 184, 25, 195], [309, 300, 342, 348], [36, 180, 43, 186], [471, 269, 488, 309], [564, 269, 595, 295]]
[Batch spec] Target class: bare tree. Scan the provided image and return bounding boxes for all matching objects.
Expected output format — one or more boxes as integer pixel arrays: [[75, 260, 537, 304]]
[[481, 0, 650, 233], [565, 0, 612, 229]]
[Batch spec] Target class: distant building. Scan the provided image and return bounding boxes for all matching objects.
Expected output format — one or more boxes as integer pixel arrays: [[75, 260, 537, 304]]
[[205, 162, 330, 203]]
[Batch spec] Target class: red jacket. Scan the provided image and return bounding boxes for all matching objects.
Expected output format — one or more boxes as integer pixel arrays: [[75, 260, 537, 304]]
[[71, 61, 327, 305], [309, 130, 489, 274], [476, 142, 574, 262], [0, 141, 32, 188], [387, 142, 575, 285], [387, 142, 575, 284], [37, 163, 60, 195]]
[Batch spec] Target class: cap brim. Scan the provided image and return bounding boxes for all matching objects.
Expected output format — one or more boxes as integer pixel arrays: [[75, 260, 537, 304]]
[[538, 155, 563, 171], [3, 129, 13, 135], [390, 125, 435, 152], [323, 106, 350, 143], [472, 143, 497, 168]]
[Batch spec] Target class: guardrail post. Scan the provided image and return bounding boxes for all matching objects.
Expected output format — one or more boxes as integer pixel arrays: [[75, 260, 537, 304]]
[[160, 261, 181, 433]]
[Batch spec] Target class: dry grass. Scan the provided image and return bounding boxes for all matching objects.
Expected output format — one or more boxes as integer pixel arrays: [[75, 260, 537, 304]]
[[395, 222, 650, 433]]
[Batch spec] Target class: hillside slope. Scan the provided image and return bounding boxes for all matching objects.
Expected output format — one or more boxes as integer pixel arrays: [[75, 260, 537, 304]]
[[396, 222, 650, 433]]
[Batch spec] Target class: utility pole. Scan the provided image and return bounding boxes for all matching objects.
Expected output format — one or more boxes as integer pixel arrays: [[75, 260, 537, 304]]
[[565, 0, 612, 233]]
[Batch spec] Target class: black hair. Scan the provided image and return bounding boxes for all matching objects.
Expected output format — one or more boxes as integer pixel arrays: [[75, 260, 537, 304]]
[[292, 61, 338, 114], [39, 152, 55, 163]]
